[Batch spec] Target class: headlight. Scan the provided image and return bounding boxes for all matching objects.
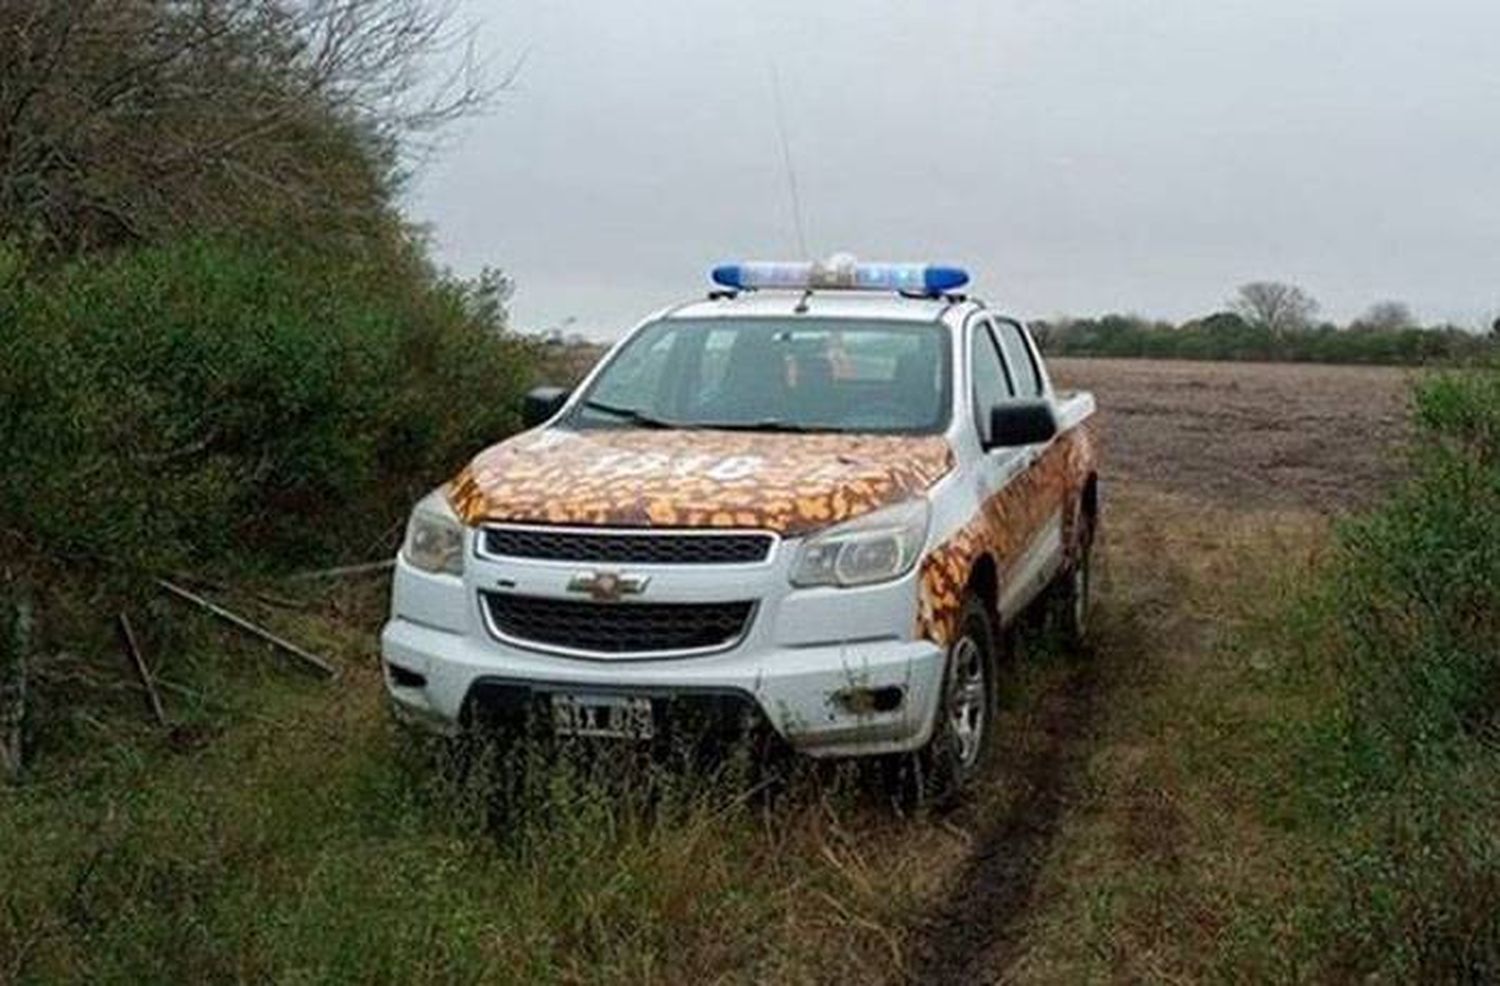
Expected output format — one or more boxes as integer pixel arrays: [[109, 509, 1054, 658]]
[[790, 499, 930, 588], [401, 490, 466, 576]]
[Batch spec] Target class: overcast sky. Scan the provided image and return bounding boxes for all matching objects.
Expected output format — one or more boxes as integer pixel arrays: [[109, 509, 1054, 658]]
[[405, 0, 1499, 339]]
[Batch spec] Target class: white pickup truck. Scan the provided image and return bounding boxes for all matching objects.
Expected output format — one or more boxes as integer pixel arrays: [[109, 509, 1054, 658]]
[[382, 258, 1099, 795]]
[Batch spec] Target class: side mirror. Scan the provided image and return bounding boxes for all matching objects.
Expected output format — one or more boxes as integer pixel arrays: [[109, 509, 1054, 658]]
[[987, 400, 1058, 449], [521, 386, 570, 429]]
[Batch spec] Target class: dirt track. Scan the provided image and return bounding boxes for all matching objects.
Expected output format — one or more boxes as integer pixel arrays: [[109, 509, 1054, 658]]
[[908, 657, 1103, 984], [1050, 358, 1413, 512], [905, 358, 1413, 985]]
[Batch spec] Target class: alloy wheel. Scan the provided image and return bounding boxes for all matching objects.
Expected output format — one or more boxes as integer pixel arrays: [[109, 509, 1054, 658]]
[[947, 634, 987, 770]]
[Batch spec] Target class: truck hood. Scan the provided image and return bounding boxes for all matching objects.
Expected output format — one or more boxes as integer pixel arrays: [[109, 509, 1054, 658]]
[[449, 427, 956, 537]]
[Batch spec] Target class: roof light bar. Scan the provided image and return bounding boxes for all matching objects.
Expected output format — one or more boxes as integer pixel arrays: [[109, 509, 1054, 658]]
[[711, 256, 969, 295]]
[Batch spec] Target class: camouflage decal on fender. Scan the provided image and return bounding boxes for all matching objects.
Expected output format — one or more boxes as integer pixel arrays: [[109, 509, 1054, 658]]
[[449, 429, 956, 537], [916, 423, 1099, 646]]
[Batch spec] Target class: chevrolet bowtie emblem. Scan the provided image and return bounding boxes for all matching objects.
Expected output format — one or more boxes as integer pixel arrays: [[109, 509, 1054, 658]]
[[567, 570, 651, 603]]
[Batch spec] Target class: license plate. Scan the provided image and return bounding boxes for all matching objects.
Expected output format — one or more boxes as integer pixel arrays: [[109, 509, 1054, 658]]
[[550, 693, 655, 740]]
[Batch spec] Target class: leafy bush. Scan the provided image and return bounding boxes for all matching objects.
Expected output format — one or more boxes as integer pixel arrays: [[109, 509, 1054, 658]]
[[0, 238, 534, 577], [1332, 369, 1500, 764], [1293, 366, 1500, 978]]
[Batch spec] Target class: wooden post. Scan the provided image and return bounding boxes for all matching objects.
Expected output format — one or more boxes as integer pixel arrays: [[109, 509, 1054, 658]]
[[0, 571, 31, 782]]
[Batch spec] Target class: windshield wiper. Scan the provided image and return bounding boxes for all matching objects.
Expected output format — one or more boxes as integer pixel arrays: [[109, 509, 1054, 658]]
[[581, 400, 679, 429], [698, 419, 830, 434]]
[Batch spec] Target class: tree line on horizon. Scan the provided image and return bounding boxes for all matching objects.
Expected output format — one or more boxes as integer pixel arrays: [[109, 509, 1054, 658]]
[[1033, 282, 1499, 366]]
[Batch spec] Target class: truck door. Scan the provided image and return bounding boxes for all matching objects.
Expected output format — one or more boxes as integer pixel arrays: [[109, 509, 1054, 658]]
[[971, 316, 1067, 621]]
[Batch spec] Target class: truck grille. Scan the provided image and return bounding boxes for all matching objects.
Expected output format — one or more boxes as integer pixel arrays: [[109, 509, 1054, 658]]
[[481, 526, 774, 565], [482, 593, 755, 657]]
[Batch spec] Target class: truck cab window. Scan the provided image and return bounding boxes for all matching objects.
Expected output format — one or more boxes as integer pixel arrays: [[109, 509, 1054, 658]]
[[993, 320, 1042, 398], [970, 319, 1012, 444]]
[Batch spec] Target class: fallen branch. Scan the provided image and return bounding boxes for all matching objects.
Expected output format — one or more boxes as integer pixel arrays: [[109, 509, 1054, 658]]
[[282, 559, 395, 582], [115, 612, 169, 728], [246, 589, 315, 611], [163, 572, 311, 611], [155, 579, 338, 679]]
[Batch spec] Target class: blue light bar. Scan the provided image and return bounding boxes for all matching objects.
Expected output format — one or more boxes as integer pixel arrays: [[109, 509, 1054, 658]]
[[712, 258, 969, 295]]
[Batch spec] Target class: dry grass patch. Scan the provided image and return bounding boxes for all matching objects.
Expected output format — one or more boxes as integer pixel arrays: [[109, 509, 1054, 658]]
[[969, 486, 1336, 983]]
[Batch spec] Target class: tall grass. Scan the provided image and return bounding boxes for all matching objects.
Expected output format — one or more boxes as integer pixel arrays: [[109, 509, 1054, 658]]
[[0, 668, 921, 984]]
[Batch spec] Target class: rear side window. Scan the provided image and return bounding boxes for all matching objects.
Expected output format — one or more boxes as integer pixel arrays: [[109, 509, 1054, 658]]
[[993, 320, 1042, 398], [969, 320, 1012, 444]]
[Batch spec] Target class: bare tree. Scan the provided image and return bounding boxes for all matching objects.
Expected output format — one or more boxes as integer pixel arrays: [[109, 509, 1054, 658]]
[[1352, 301, 1416, 333], [1232, 282, 1320, 336], [0, 0, 497, 254]]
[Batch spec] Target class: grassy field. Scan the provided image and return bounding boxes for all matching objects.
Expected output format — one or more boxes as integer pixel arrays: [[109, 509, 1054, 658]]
[[0, 576, 939, 983], [5, 359, 1494, 984]]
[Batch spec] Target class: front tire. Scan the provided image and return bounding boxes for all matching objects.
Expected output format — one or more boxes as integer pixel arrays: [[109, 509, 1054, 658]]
[[906, 593, 999, 807]]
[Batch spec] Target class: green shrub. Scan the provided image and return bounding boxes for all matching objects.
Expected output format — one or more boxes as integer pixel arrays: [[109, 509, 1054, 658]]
[[1293, 366, 1500, 978], [0, 238, 534, 576], [1331, 369, 1500, 764]]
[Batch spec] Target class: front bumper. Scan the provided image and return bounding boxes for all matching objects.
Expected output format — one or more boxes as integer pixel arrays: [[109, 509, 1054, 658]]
[[381, 616, 946, 758]]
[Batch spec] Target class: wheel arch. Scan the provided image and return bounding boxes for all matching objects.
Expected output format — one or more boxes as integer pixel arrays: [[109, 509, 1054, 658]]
[[1072, 471, 1100, 555], [1082, 472, 1100, 525], [965, 551, 1000, 623]]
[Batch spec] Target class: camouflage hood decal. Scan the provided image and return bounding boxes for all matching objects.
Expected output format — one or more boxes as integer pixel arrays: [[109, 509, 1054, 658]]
[[449, 428, 956, 536]]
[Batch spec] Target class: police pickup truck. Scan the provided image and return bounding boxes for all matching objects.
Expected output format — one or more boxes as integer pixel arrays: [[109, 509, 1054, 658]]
[[382, 258, 1099, 795]]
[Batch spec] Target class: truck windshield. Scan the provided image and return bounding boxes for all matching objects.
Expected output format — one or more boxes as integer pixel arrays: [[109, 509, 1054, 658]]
[[569, 318, 951, 435]]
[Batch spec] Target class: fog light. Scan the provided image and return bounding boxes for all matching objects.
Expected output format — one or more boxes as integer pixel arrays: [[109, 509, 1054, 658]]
[[386, 661, 426, 689], [833, 686, 904, 715]]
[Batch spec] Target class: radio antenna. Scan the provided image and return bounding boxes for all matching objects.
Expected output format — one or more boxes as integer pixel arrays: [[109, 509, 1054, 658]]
[[765, 56, 810, 260]]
